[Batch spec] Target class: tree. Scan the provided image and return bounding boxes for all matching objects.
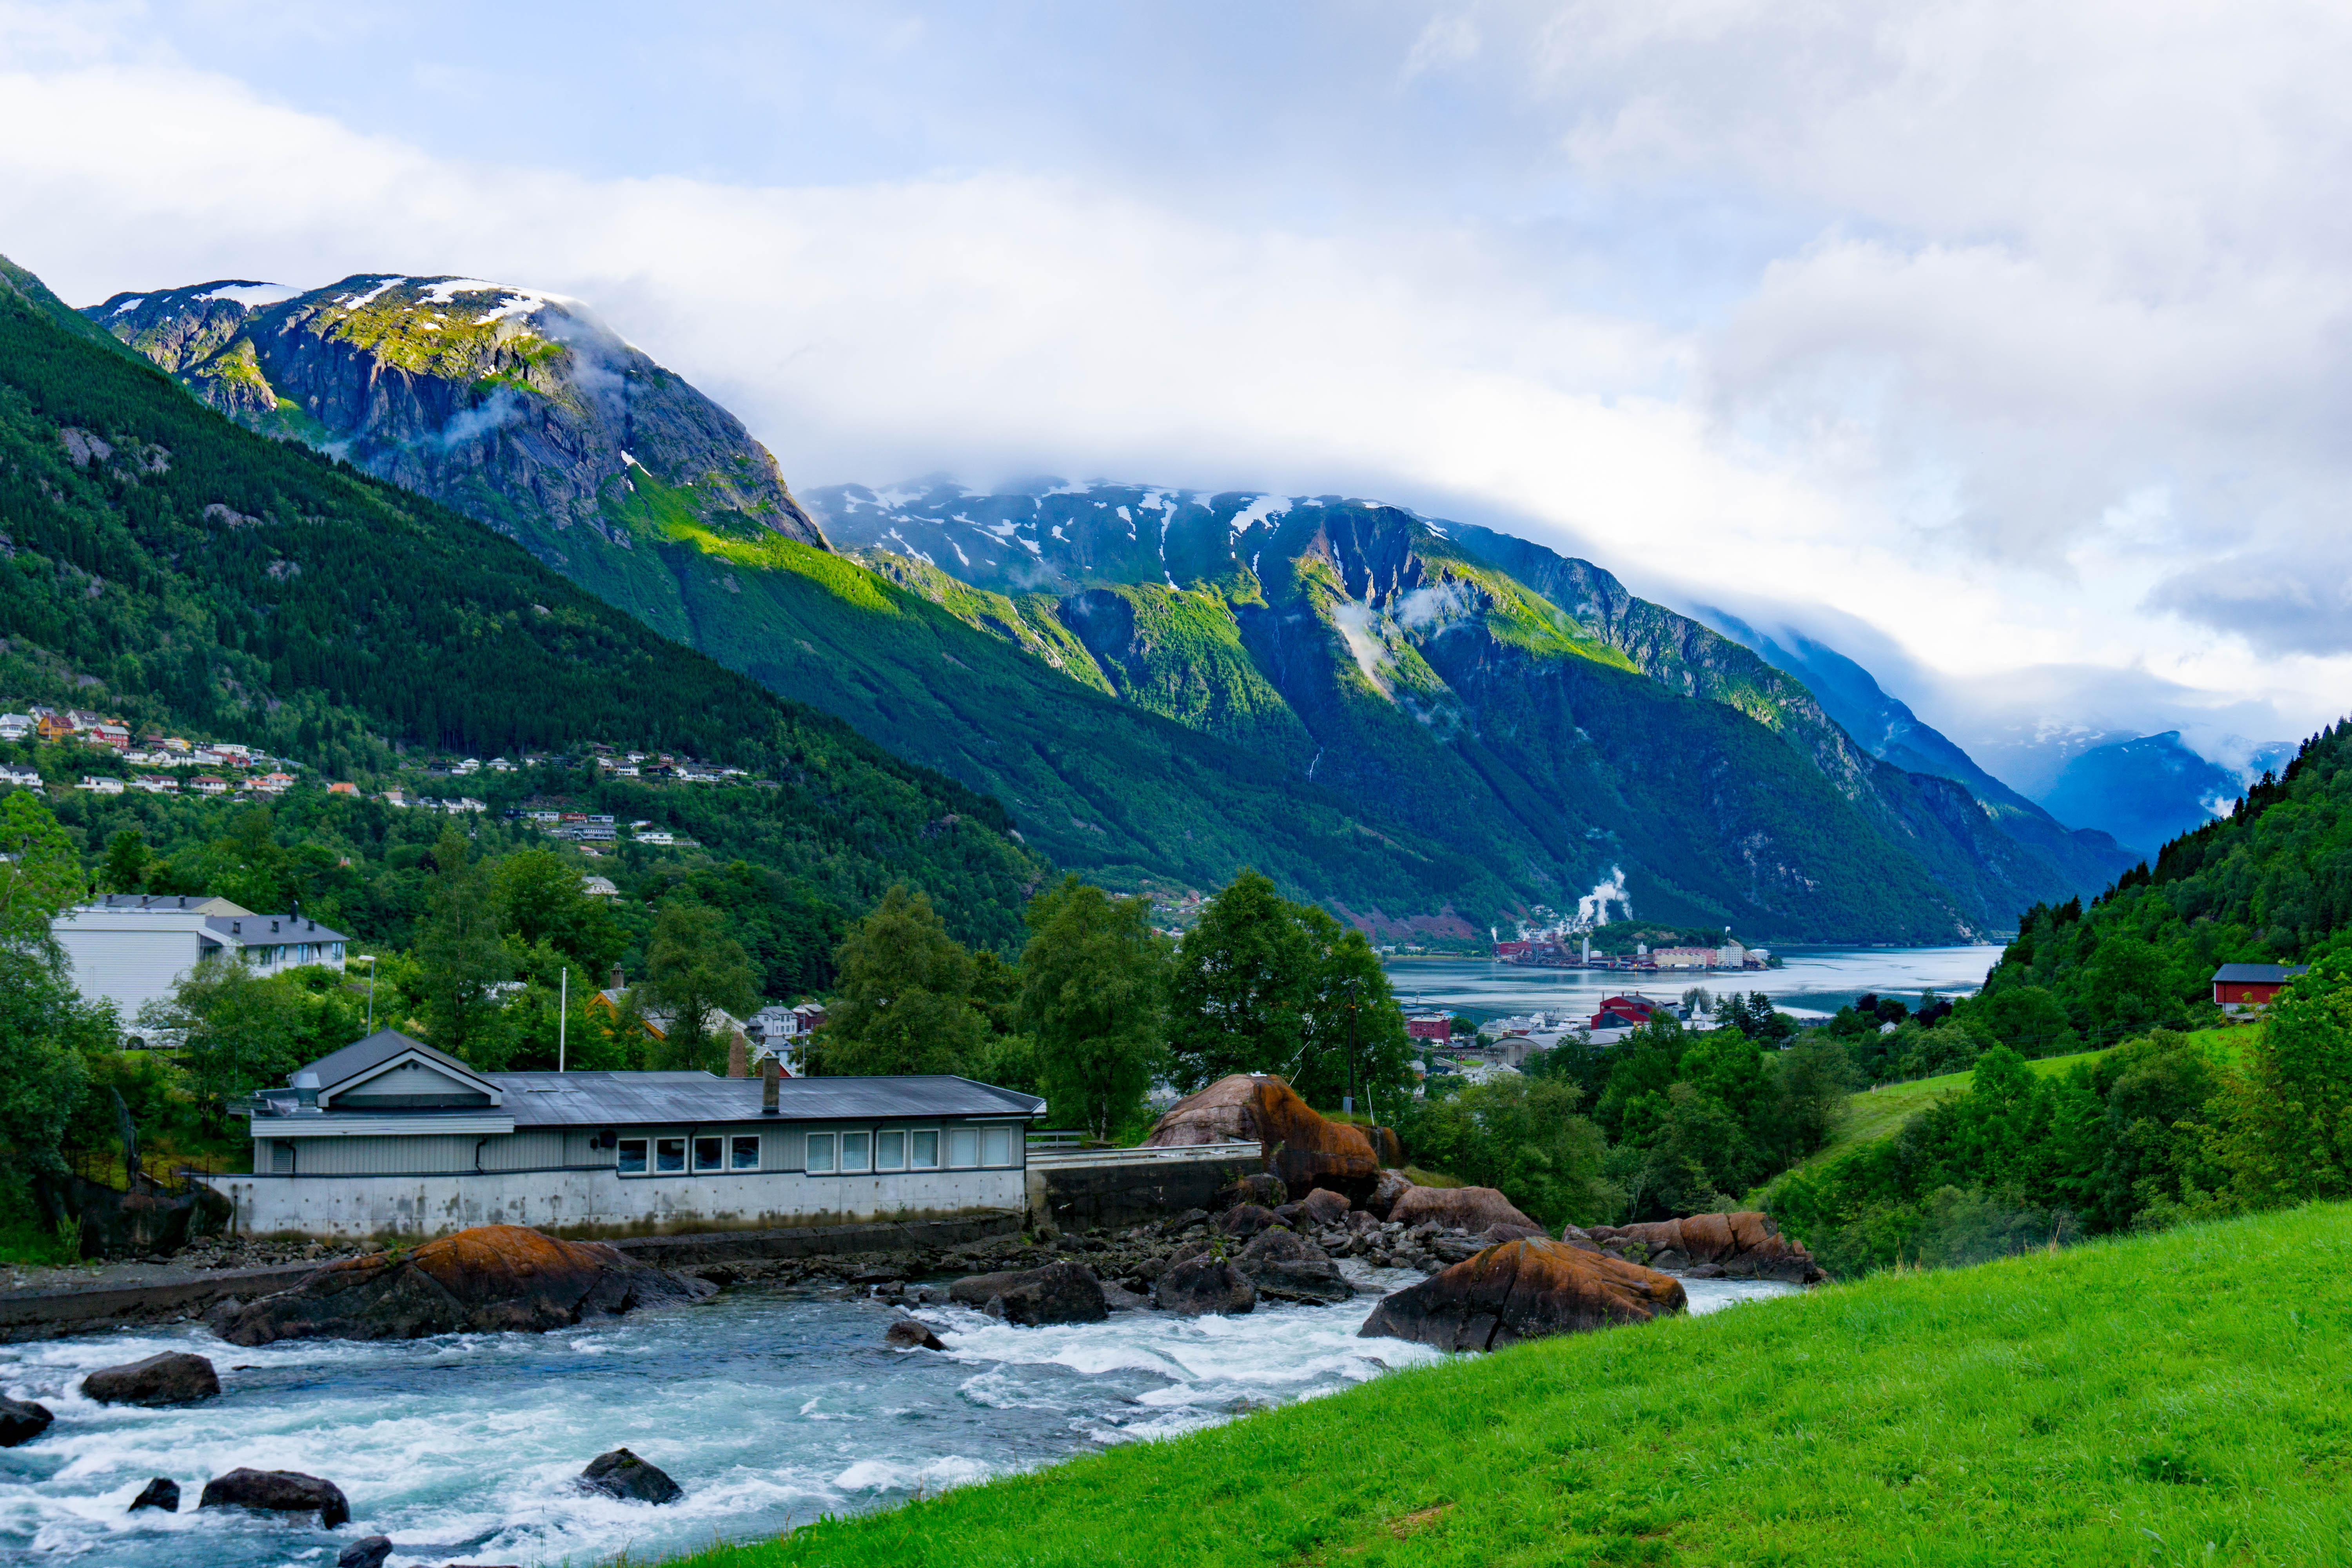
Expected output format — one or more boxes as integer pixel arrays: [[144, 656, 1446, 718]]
[[0, 793, 83, 953], [813, 884, 984, 1076], [138, 960, 321, 1127], [492, 849, 622, 971], [641, 900, 759, 1073], [0, 948, 103, 1175], [101, 830, 150, 894], [414, 823, 511, 1063], [1396, 1075, 1614, 1228], [2221, 956, 2352, 1207], [1018, 875, 1167, 1140], [1292, 918, 1414, 1112], [1165, 871, 1315, 1091]]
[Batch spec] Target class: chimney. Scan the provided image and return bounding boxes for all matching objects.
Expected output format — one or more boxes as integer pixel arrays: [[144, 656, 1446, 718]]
[[761, 1055, 780, 1116], [727, 1029, 750, 1079], [609, 964, 623, 991], [293, 1071, 321, 1112]]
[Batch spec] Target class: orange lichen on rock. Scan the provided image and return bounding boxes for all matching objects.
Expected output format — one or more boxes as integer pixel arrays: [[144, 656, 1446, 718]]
[[1359, 1237, 1685, 1352]]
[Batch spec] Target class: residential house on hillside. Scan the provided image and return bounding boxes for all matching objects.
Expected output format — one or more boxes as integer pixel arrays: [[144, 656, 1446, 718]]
[[51, 896, 348, 1042], [209, 1029, 1044, 1240], [2212, 963, 2310, 1014]]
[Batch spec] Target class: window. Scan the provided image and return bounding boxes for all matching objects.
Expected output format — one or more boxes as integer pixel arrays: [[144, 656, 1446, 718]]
[[693, 1136, 724, 1172], [982, 1126, 1013, 1165], [731, 1134, 760, 1171], [947, 1127, 979, 1168], [617, 1138, 648, 1174], [656, 1137, 687, 1173], [270, 1140, 294, 1174], [842, 1131, 871, 1173], [806, 1133, 835, 1172], [876, 1130, 906, 1171], [911, 1130, 940, 1169]]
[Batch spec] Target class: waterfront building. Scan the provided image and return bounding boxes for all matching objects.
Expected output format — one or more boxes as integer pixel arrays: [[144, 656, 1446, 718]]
[[210, 1030, 1045, 1240]]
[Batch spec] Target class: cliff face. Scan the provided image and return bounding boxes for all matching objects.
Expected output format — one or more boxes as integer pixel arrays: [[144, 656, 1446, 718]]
[[85, 276, 823, 554]]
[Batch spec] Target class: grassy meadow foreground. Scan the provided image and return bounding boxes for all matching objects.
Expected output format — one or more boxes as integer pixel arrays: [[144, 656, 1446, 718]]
[[674, 1202, 2352, 1567]]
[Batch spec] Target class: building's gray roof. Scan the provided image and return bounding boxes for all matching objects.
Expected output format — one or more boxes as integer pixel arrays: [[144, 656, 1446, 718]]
[[485, 1071, 1044, 1127], [2213, 963, 2311, 984], [300, 1029, 486, 1094]]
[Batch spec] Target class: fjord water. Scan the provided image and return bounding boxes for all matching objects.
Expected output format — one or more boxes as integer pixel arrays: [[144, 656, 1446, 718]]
[[1386, 944, 2005, 1023], [0, 1274, 1793, 1566]]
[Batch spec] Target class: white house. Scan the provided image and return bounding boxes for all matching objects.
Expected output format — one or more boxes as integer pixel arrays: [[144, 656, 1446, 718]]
[[209, 1030, 1045, 1240], [51, 896, 349, 1040]]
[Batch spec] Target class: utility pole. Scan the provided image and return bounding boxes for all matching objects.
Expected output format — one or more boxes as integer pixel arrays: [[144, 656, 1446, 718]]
[[1342, 975, 1360, 1117], [559, 965, 568, 1073]]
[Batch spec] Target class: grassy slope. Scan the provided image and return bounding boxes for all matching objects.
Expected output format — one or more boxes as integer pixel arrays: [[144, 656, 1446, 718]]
[[671, 1203, 2352, 1567]]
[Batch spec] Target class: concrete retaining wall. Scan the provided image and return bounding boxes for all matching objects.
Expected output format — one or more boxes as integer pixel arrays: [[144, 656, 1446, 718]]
[[203, 1166, 1029, 1241], [1030, 1152, 1260, 1230]]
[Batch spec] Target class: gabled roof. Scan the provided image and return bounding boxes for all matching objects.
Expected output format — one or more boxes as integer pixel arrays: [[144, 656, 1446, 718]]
[[298, 1029, 504, 1107], [2212, 963, 2311, 985], [485, 1072, 1044, 1127]]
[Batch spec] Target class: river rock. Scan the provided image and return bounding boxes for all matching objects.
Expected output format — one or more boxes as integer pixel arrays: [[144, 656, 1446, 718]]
[[1586, 1212, 1824, 1283], [1217, 1203, 1277, 1238], [883, 1318, 946, 1350], [1363, 1169, 1414, 1220], [209, 1225, 717, 1346], [1145, 1076, 1382, 1202], [338, 1535, 394, 1568], [82, 1351, 220, 1406], [1359, 1237, 1686, 1352], [580, 1447, 682, 1504], [1481, 1221, 1547, 1244], [1233, 1227, 1352, 1304], [1101, 1281, 1149, 1312], [1213, 1173, 1286, 1210], [0, 1396, 52, 1446], [198, 1468, 351, 1528], [1153, 1255, 1257, 1317], [129, 1476, 179, 1513], [1299, 1187, 1351, 1226], [1387, 1185, 1540, 1235], [947, 1261, 1108, 1325]]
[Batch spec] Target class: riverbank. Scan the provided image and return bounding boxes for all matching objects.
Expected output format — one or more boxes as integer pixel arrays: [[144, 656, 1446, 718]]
[[665, 1200, 2352, 1567]]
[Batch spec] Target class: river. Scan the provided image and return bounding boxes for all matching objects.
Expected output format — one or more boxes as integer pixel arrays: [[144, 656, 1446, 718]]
[[0, 1270, 1796, 1566], [1384, 944, 2005, 1023]]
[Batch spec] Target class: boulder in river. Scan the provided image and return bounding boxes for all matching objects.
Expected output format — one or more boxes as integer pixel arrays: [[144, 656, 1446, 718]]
[[1359, 1237, 1685, 1352], [1145, 1075, 1383, 1202], [1153, 1255, 1256, 1317], [1213, 1173, 1287, 1210], [338, 1535, 394, 1568], [1362, 1169, 1414, 1221], [209, 1225, 717, 1346], [198, 1468, 350, 1528], [884, 1318, 947, 1350], [1387, 1184, 1540, 1235], [1300, 1187, 1351, 1227], [1586, 1212, 1824, 1283], [0, 1397, 52, 1446], [128, 1476, 178, 1513], [579, 1447, 682, 1505], [82, 1351, 220, 1406], [947, 1261, 1108, 1325], [1217, 1203, 1277, 1238], [1232, 1227, 1352, 1304]]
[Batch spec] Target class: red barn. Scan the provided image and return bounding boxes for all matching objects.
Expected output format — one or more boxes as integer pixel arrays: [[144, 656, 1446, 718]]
[[2211, 963, 2309, 1012]]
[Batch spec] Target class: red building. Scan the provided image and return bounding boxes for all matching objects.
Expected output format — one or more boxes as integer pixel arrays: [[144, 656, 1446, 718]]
[[1405, 1014, 1452, 1044], [1590, 993, 1662, 1030], [2211, 963, 2309, 1012]]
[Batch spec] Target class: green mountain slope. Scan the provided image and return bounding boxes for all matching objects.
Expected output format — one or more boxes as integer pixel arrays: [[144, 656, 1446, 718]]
[[86, 273, 2066, 939], [0, 256, 1043, 946]]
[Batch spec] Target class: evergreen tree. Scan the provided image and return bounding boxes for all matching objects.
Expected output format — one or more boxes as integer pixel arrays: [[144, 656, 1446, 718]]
[[812, 884, 983, 1076], [1018, 875, 1167, 1140]]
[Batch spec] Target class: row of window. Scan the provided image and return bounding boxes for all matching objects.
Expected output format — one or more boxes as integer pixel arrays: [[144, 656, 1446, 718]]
[[612, 1124, 1019, 1176]]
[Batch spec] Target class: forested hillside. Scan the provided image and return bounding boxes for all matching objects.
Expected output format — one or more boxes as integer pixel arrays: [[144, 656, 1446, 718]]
[[1964, 720, 2352, 1045], [0, 255, 1043, 947]]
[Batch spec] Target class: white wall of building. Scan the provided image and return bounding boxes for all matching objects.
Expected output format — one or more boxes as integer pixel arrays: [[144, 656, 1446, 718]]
[[202, 1165, 1029, 1240]]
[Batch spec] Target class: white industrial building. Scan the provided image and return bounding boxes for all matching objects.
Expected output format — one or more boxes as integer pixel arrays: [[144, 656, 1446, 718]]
[[51, 895, 349, 1041], [207, 1030, 1045, 1240]]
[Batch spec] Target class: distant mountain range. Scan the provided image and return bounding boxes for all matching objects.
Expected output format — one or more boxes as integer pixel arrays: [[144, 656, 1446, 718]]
[[77, 269, 2215, 941]]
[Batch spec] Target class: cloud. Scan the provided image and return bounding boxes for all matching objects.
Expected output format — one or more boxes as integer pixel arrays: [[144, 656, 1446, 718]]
[[2, 0, 2351, 768]]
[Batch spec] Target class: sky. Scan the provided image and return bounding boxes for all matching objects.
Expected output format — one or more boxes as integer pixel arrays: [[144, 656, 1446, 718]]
[[2, 0, 2348, 779]]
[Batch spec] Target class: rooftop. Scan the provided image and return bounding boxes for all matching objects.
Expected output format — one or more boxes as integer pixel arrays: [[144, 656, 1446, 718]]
[[2212, 963, 2312, 984]]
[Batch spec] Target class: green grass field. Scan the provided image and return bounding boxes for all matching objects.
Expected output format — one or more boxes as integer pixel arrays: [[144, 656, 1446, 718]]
[[1822, 1048, 2112, 1161], [667, 1201, 2352, 1567]]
